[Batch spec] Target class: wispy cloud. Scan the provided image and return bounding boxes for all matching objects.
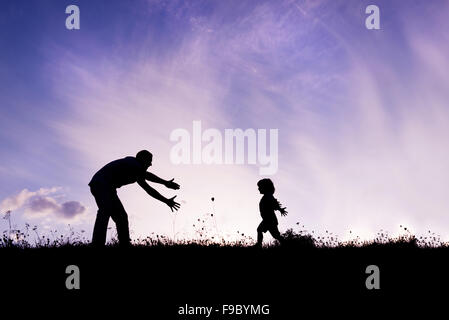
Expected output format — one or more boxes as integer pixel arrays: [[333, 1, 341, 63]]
[[27, 197, 85, 219], [0, 188, 86, 221], [0, 187, 60, 212]]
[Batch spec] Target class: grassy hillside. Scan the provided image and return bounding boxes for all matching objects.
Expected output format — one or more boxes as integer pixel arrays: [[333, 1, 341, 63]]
[[1, 227, 448, 317]]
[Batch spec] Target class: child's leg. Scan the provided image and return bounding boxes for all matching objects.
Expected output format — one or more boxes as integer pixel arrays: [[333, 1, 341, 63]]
[[256, 222, 265, 246], [269, 225, 284, 244]]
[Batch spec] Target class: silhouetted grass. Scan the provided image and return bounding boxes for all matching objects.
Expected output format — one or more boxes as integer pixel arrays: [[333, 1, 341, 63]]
[[1, 221, 448, 250], [2, 221, 449, 301]]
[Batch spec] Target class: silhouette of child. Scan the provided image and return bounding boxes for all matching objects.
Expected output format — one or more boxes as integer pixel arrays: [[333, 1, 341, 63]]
[[255, 178, 287, 247]]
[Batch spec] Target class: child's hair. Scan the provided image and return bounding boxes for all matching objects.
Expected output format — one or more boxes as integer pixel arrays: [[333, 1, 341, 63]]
[[257, 178, 275, 194]]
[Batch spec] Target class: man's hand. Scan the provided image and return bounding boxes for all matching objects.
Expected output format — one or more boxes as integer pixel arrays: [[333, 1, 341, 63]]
[[166, 195, 180, 212], [165, 178, 180, 190]]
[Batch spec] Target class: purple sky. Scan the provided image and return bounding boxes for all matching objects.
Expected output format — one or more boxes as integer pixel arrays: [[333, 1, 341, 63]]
[[1, 0, 449, 244]]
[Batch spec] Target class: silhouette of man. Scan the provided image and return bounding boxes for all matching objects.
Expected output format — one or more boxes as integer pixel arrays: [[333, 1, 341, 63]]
[[89, 150, 180, 247], [255, 178, 287, 247]]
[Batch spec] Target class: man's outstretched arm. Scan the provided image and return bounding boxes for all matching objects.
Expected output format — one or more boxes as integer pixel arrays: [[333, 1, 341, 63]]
[[145, 172, 180, 190], [137, 179, 180, 211]]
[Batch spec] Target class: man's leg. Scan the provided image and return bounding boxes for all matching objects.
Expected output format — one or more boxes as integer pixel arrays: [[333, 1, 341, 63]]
[[92, 213, 110, 246], [109, 196, 131, 246], [91, 186, 113, 247]]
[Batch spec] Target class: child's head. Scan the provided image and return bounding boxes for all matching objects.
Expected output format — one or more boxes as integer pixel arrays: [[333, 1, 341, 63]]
[[257, 178, 275, 195]]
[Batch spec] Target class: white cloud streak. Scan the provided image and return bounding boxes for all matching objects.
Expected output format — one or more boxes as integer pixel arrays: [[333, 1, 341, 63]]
[[47, 0, 449, 242]]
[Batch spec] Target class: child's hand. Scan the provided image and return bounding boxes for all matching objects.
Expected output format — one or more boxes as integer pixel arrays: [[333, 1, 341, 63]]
[[276, 199, 288, 216], [280, 207, 288, 217]]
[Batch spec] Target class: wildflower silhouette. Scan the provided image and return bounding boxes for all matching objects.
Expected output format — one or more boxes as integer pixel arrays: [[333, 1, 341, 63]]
[[3, 210, 11, 231], [89, 150, 180, 247], [254, 179, 287, 247]]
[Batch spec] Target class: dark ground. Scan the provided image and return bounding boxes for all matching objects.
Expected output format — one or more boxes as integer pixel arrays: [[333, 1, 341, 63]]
[[1, 244, 448, 317]]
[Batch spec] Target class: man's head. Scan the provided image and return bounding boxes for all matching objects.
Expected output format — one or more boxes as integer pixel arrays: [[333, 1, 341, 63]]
[[136, 150, 153, 169]]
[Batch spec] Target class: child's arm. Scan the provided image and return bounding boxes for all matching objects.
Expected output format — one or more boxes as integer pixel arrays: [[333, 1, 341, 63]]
[[274, 198, 288, 217]]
